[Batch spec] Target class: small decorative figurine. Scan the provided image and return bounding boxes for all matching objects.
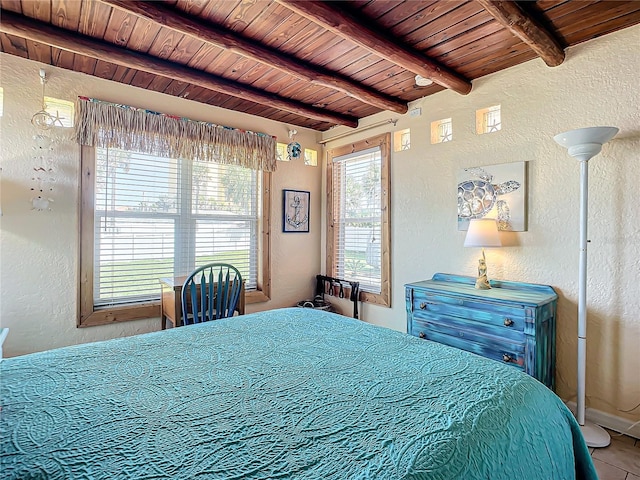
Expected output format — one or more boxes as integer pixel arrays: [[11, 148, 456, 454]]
[[475, 254, 492, 290]]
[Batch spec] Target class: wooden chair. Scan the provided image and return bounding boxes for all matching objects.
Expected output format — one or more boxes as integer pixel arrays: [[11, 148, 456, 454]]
[[181, 263, 245, 326]]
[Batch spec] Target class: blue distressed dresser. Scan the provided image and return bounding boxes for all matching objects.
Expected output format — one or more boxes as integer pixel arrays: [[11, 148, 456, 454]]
[[406, 273, 557, 389]]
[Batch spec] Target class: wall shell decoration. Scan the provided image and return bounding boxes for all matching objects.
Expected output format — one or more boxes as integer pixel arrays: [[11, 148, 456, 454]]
[[457, 161, 527, 231], [286, 129, 301, 161]]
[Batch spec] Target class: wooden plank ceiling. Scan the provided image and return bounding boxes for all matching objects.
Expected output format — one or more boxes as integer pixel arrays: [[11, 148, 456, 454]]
[[1, 0, 639, 131]]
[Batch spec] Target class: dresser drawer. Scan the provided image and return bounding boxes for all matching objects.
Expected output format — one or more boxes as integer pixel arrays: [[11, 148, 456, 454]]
[[412, 314, 526, 355], [411, 289, 525, 333], [412, 310, 525, 344], [413, 325, 525, 371]]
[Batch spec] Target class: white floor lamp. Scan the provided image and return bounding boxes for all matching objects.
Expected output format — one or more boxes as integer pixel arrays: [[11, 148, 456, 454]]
[[553, 126, 619, 448]]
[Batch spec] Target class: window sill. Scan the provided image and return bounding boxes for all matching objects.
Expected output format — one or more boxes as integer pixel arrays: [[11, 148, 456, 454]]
[[79, 290, 271, 327], [79, 302, 161, 327]]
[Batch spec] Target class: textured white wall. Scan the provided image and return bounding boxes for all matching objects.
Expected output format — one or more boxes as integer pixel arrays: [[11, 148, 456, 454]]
[[0, 54, 321, 356], [323, 26, 640, 423]]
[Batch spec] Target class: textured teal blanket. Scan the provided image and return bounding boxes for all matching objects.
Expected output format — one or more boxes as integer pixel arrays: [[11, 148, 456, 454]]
[[1, 308, 596, 479]]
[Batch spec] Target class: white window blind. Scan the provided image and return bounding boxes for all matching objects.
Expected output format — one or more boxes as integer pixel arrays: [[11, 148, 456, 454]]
[[331, 147, 382, 294], [94, 147, 260, 308]]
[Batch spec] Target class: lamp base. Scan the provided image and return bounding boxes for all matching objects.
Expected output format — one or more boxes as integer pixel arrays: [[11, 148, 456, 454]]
[[474, 253, 491, 289], [580, 421, 611, 448]]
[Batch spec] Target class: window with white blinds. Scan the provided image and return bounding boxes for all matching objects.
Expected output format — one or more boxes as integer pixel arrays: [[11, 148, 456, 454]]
[[93, 147, 260, 308], [327, 133, 390, 307], [332, 147, 382, 294]]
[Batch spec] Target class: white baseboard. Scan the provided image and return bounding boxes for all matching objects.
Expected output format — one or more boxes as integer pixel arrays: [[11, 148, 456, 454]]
[[565, 401, 640, 440]]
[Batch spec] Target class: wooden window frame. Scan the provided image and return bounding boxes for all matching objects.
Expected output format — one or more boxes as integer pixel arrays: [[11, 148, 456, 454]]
[[326, 133, 391, 308], [78, 146, 271, 327]]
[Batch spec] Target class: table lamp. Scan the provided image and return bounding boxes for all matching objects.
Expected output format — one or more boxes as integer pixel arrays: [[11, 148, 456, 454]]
[[464, 218, 501, 289]]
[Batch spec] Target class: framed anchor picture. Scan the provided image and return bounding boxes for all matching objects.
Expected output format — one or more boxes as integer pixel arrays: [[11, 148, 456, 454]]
[[283, 189, 310, 233]]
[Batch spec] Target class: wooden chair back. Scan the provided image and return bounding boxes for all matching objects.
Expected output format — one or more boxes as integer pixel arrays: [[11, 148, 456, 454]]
[[181, 263, 244, 325]]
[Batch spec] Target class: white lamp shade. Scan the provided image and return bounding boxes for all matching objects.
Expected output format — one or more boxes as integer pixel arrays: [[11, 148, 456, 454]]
[[553, 127, 619, 148], [464, 218, 501, 247], [553, 127, 618, 161]]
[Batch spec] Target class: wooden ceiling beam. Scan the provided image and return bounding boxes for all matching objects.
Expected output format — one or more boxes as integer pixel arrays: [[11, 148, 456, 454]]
[[0, 9, 359, 128], [475, 0, 565, 67], [274, 0, 472, 95], [99, 0, 408, 115]]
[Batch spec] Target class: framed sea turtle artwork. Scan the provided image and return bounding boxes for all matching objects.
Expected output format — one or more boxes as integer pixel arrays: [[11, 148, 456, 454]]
[[457, 161, 528, 231]]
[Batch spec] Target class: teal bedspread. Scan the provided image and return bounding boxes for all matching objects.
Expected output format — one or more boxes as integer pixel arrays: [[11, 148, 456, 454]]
[[1, 308, 596, 479]]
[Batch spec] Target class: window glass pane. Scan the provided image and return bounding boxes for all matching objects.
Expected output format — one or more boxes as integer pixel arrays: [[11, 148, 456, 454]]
[[476, 105, 501, 134], [394, 128, 410, 151], [96, 149, 179, 214], [431, 118, 452, 144], [439, 121, 452, 142], [94, 217, 175, 305], [44, 96, 74, 128], [304, 149, 317, 166], [276, 142, 288, 161], [194, 219, 256, 288], [333, 148, 382, 293], [192, 162, 256, 215], [94, 147, 259, 307]]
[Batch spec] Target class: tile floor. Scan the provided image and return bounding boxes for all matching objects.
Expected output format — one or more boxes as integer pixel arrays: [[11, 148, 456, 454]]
[[590, 430, 640, 479]]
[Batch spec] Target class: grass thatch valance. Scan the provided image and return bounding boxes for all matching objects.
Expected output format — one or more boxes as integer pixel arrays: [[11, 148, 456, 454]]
[[74, 97, 277, 172]]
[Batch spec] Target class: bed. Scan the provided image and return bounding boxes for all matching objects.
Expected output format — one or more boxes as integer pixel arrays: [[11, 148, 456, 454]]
[[1, 308, 596, 479]]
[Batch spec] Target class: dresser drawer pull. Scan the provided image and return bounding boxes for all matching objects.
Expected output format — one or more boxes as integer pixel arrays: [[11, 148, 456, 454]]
[[419, 332, 426, 339], [503, 318, 514, 327], [502, 354, 513, 363], [419, 301, 435, 309]]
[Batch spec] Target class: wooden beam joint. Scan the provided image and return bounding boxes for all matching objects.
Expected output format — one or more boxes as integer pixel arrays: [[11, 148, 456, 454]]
[[476, 0, 565, 67]]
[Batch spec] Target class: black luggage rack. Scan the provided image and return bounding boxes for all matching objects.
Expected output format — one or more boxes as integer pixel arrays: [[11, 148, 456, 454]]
[[314, 274, 360, 319]]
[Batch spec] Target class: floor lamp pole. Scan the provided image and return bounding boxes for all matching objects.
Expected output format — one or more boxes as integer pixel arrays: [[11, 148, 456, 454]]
[[554, 126, 619, 448], [577, 159, 588, 427]]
